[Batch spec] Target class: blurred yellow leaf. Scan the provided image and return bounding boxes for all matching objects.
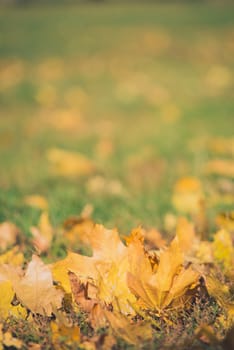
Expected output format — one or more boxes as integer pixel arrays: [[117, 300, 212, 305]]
[[30, 212, 54, 253], [0, 222, 19, 251], [205, 159, 234, 177], [216, 211, 234, 232], [212, 229, 234, 274], [47, 148, 95, 177], [176, 217, 197, 255], [172, 177, 204, 214], [208, 138, 234, 156], [24, 195, 48, 210]]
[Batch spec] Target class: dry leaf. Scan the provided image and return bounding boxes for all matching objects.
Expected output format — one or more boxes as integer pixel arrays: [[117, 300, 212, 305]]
[[216, 211, 234, 232], [204, 273, 234, 326], [47, 148, 95, 177], [208, 138, 234, 156], [0, 246, 24, 266], [3, 331, 22, 349], [172, 177, 204, 214], [143, 228, 166, 250], [0, 222, 19, 250], [51, 321, 80, 348], [105, 311, 152, 345], [176, 217, 197, 255], [31, 212, 54, 253], [0, 280, 27, 319], [11, 255, 63, 316], [128, 235, 199, 311], [24, 195, 48, 210], [212, 229, 234, 274], [205, 159, 234, 177], [69, 272, 98, 313]]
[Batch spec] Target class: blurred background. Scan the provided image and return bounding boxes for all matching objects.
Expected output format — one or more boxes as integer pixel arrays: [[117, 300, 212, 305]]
[[0, 0, 233, 235]]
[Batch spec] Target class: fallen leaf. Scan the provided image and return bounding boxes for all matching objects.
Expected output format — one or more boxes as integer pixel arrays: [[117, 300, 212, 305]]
[[143, 228, 166, 250], [208, 138, 234, 156], [11, 255, 63, 316], [128, 235, 199, 311], [51, 320, 80, 348], [47, 148, 95, 177], [216, 211, 234, 232], [31, 212, 54, 253], [212, 229, 234, 274], [205, 159, 234, 177], [176, 217, 197, 255], [0, 280, 27, 319], [172, 177, 204, 214], [24, 195, 48, 210], [105, 310, 152, 345], [3, 331, 22, 349], [0, 222, 19, 251], [0, 246, 24, 266]]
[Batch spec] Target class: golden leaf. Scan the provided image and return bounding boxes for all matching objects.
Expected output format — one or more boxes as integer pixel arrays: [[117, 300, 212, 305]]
[[0, 246, 24, 266], [204, 274, 234, 326], [47, 148, 95, 177], [3, 331, 22, 349], [128, 235, 199, 311], [105, 311, 152, 345], [216, 211, 234, 232], [52, 252, 98, 294], [24, 195, 48, 210], [10, 255, 63, 316], [172, 177, 204, 214], [97, 258, 136, 314], [51, 321, 80, 348], [0, 280, 27, 319], [212, 229, 234, 274], [205, 159, 234, 177]]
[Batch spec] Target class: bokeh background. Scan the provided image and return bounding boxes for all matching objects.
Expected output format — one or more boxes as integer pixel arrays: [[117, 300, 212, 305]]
[[0, 0, 233, 235]]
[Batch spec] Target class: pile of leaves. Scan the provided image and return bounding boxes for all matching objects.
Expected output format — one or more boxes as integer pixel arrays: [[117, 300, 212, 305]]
[[0, 189, 234, 350]]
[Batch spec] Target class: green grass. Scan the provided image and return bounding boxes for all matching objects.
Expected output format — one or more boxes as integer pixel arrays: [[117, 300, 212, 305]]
[[0, 2, 233, 235]]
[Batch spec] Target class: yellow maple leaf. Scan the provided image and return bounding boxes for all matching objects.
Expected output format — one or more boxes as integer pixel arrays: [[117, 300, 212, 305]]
[[128, 236, 199, 311], [0, 280, 27, 319], [52, 252, 98, 294], [10, 255, 63, 316]]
